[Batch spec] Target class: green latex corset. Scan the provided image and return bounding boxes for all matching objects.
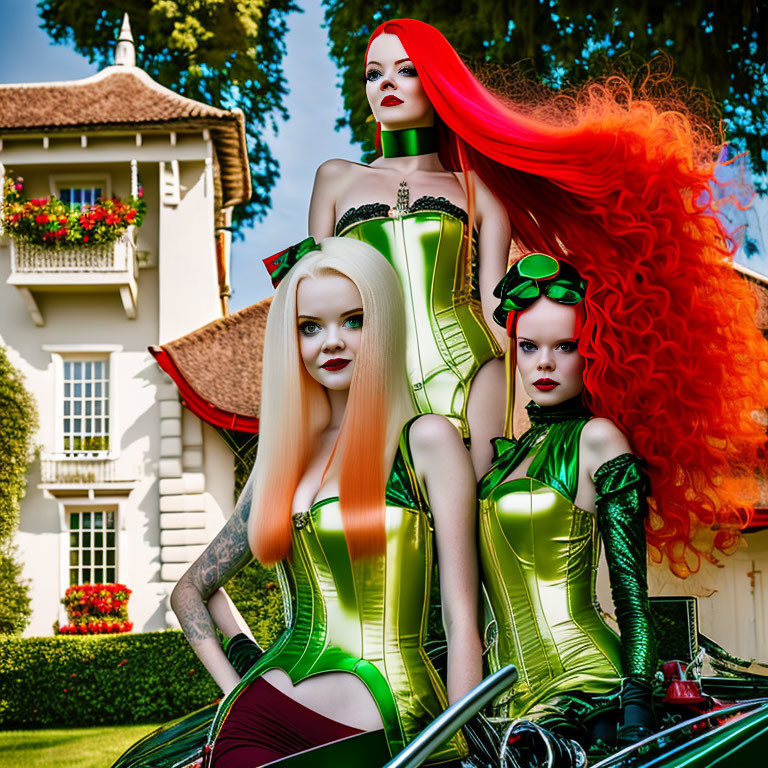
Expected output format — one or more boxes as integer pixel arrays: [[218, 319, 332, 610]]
[[210, 420, 467, 764], [336, 196, 502, 439], [478, 401, 623, 720]]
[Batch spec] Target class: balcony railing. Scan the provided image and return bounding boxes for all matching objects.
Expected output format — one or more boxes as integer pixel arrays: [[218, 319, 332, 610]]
[[11, 234, 136, 274], [39, 453, 139, 486], [7, 230, 138, 325]]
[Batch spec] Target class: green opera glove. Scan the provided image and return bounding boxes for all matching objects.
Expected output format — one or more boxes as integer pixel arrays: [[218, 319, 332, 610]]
[[594, 453, 658, 684]]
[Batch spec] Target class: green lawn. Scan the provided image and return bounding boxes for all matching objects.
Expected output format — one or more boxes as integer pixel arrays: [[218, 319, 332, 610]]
[[0, 723, 160, 768]]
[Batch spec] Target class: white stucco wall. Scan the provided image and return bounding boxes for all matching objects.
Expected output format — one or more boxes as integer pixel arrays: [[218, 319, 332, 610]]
[[596, 531, 768, 662], [1, 137, 234, 636]]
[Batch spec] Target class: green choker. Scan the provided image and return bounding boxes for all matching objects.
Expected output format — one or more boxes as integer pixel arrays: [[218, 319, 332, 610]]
[[380, 127, 438, 158]]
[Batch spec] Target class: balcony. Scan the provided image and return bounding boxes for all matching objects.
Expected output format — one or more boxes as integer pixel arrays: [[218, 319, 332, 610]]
[[39, 452, 140, 497], [7, 231, 138, 326]]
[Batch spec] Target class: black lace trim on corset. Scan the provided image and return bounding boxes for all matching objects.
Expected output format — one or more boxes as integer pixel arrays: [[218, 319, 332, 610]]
[[334, 195, 469, 235], [409, 195, 469, 224], [335, 203, 390, 235]]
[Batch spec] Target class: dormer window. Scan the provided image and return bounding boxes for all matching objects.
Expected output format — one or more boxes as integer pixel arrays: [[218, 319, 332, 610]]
[[49, 174, 112, 209]]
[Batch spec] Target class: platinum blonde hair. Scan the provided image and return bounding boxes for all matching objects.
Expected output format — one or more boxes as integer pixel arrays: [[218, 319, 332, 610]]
[[247, 237, 415, 562]]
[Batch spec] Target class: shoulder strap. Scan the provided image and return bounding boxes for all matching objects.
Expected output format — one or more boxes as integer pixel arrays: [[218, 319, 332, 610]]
[[385, 416, 429, 513]]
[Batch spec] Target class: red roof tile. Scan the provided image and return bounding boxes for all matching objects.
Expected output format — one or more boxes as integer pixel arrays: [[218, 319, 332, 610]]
[[151, 298, 271, 432]]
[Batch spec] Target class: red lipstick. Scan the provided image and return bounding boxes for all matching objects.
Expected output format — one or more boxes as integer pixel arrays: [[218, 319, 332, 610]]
[[321, 358, 350, 371], [533, 378, 559, 391], [381, 95, 403, 107]]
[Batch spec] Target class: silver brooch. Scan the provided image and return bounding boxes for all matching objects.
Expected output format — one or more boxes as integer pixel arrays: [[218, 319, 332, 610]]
[[292, 510, 310, 530], [389, 180, 410, 218]]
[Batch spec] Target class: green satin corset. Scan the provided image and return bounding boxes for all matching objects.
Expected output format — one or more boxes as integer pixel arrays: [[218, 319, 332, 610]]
[[336, 197, 502, 438], [478, 405, 623, 719], [211, 420, 466, 764]]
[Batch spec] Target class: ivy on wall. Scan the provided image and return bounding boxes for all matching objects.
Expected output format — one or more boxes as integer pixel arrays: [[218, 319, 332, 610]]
[[0, 345, 38, 635]]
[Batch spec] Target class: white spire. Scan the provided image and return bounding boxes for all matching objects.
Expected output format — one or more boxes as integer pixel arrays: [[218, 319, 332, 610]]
[[115, 13, 136, 67]]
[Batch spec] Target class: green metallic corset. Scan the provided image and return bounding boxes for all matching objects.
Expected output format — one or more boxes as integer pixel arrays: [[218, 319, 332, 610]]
[[479, 401, 657, 721], [336, 197, 502, 438], [479, 410, 623, 719], [211, 420, 466, 764]]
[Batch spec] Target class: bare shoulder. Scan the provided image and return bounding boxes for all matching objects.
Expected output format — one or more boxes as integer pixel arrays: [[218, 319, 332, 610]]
[[313, 158, 357, 186], [408, 415, 468, 478], [407, 415, 475, 519], [408, 413, 464, 454], [581, 418, 632, 473]]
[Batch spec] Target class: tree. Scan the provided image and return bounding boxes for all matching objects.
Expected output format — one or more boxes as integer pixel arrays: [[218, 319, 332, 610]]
[[322, 1, 766, 186], [0, 346, 37, 634], [38, 0, 299, 232]]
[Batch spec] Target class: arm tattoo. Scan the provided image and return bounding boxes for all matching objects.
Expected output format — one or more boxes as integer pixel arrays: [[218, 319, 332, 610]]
[[173, 477, 255, 642]]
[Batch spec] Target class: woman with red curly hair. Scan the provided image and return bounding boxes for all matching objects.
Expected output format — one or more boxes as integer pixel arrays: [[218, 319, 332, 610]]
[[310, 18, 768, 536], [478, 251, 767, 761]]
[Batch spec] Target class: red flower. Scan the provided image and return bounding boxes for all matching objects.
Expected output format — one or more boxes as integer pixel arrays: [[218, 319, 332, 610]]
[[34, 213, 48, 225], [105, 212, 120, 225], [83, 235, 89, 243]]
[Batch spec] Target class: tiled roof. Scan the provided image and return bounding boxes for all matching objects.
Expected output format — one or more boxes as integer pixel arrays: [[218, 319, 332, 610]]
[[152, 298, 271, 431], [0, 67, 250, 207]]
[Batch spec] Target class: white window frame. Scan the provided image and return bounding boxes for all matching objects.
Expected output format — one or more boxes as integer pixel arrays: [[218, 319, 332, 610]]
[[49, 173, 112, 206], [43, 345, 122, 460], [64, 504, 119, 586], [56, 499, 127, 625]]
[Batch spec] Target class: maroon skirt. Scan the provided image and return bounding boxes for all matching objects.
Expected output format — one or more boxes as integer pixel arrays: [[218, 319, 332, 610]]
[[211, 676, 364, 768]]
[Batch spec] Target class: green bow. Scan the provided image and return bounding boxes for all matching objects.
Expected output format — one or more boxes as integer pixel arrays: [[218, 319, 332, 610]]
[[262, 236, 321, 289], [492, 253, 587, 329]]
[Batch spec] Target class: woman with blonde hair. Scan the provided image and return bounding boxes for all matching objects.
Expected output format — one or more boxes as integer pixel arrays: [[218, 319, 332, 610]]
[[169, 237, 482, 767]]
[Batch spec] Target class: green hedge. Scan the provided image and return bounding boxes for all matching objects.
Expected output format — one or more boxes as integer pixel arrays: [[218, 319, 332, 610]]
[[227, 560, 284, 645], [0, 631, 219, 728]]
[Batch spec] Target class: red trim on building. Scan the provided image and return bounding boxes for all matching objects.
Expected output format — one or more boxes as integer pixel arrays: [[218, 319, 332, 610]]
[[744, 508, 768, 534], [149, 346, 260, 434]]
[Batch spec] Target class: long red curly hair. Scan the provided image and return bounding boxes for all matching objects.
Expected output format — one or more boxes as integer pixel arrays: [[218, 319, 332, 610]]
[[368, 19, 768, 576]]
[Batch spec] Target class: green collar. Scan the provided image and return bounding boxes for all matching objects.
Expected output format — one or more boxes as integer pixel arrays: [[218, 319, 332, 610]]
[[526, 396, 591, 427], [380, 127, 438, 158]]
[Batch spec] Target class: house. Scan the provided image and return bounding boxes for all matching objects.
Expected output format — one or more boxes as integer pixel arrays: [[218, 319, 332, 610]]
[[0, 16, 250, 635]]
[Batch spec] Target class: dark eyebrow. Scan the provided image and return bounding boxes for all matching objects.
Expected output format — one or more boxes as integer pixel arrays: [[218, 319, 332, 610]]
[[297, 308, 363, 322], [366, 58, 413, 67]]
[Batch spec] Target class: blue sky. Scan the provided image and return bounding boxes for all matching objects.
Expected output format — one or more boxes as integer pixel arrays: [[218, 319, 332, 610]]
[[0, 1, 358, 310]]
